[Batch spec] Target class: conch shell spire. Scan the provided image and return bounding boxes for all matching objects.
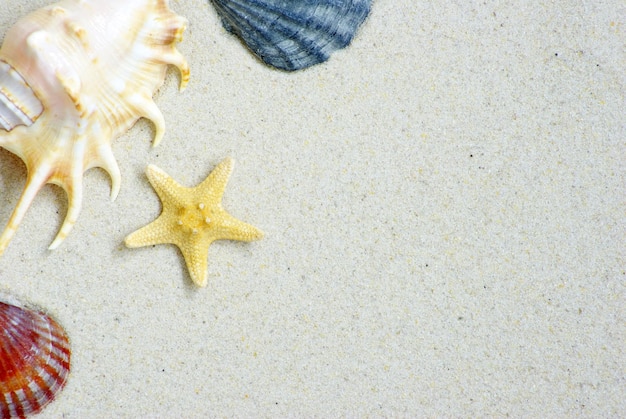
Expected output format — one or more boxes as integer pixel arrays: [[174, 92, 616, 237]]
[[0, 0, 189, 255]]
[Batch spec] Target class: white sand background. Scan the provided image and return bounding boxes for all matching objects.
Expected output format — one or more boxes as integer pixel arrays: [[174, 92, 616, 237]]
[[0, 0, 624, 416]]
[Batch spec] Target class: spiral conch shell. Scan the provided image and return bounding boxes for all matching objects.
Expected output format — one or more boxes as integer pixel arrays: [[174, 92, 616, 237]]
[[0, 0, 189, 254]]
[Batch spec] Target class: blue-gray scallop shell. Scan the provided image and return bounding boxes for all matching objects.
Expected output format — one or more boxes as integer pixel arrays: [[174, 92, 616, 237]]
[[210, 0, 372, 71]]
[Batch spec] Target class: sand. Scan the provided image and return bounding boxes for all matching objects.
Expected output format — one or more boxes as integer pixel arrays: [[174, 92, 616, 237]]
[[0, 0, 624, 416]]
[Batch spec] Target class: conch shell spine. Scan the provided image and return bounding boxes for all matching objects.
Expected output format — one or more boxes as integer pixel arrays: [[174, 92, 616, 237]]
[[0, 0, 189, 254]]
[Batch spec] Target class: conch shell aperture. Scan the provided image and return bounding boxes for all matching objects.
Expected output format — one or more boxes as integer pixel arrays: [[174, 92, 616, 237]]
[[0, 0, 189, 255]]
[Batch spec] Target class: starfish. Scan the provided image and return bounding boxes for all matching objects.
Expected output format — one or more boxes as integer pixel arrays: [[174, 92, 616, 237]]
[[124, 158, 263, 287]]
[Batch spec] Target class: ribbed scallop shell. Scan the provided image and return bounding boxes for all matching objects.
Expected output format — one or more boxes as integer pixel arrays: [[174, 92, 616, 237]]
[[0, 0, 189, 254], [210, 0, 372, 71], [0, 295, 71, 418]]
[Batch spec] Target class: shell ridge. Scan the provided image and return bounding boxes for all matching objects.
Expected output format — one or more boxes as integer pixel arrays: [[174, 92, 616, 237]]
[[6, 393, 22, 419], [222, 0, 359, 40], [33, 363, 62, 397], [219, 10, 334, 69], [211, 0, 371, 70], [0, 298, 71, 417], [214, 4, 299, 68], [20, 380, 43, 415]]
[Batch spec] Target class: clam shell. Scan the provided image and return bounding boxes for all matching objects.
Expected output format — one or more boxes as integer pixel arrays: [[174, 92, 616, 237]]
[[0, 0, 189, 254], [210, 0, 372, 70], [0, 295, 71, 418]]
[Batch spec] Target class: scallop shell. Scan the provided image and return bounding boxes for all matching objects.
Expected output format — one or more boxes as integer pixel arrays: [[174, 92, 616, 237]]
[[0, 294, 71, 418], [210, 0, 372, 71], [0, 0, 189, 254]]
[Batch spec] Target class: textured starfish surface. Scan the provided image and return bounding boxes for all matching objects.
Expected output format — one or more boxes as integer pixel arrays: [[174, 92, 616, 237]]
[[125, 158, 263, 287]]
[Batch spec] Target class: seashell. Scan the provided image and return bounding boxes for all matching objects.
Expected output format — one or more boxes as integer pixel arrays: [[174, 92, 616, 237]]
[[210, 0, 372, 71], [0, 61, 44, 131], [0, 294, 71, 418], [0, 0, 189, 254]]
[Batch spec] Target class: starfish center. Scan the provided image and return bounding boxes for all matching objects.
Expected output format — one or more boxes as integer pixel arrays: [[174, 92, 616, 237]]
[[177, 202, 217, 235]]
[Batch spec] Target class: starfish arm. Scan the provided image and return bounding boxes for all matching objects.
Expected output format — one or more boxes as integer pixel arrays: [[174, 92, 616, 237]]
[[214, 212, 264, 242], [179, 236, 213, 287], [124, 216, 180, 248], [145, 164, 188, 205], [197, 157, 233, 200]]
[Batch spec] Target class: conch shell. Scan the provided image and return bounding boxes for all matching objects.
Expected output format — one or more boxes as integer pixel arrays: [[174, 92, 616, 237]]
[[0, 0, 189, 254]]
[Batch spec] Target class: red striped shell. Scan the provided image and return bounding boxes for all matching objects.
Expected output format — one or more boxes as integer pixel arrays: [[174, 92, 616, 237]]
[[0, 296, 71, 418]]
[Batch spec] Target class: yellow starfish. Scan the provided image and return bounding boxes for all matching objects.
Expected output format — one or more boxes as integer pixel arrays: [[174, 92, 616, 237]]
[[124, 158, 263, 287]]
